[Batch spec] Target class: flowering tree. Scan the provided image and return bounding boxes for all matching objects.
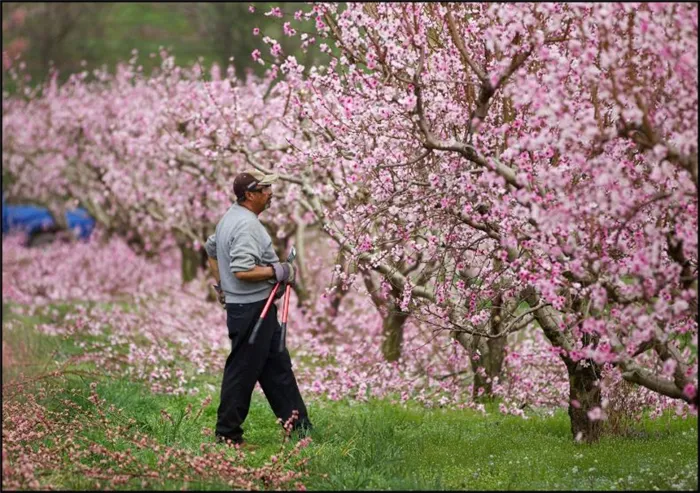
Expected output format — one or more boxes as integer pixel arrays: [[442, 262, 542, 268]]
[[3, 49, 366, 320], [4, 55, 212, 253], [250, 2, 698, 441], [2, 51, 316, 288]]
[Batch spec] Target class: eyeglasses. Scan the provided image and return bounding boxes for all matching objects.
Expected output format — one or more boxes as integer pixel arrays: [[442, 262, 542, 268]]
[[251, 185, 271, 193]]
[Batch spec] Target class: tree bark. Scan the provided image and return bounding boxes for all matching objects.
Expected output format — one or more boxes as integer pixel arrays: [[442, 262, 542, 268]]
[[327, 250, 350, 318], [524, 290, 604, 442], [382, 307, 409, 362], [452, 294, 509, 401], [361, 272, 411, 362], [452, 330, 507, 401], [565, 359, 603, 443], [380, 284, 410, 362], [473, 334, 507, 400], [179, 242, 200, 284]]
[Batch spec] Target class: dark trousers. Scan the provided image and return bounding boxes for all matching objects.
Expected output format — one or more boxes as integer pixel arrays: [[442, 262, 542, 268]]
[[216, 298, 311, 442]]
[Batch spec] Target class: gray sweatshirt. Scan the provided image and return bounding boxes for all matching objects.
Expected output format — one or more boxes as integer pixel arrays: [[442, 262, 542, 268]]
[[205, 203, 279, 304]]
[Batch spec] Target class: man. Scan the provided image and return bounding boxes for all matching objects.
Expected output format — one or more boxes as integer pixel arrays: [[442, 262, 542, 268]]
[[204, 169, 312, 446]]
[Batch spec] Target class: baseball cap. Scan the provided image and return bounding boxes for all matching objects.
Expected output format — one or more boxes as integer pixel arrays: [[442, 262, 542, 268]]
[[233, 169, 279, 200]]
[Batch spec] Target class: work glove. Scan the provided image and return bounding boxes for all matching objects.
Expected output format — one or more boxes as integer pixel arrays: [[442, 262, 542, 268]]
[[212, 282, 226, 309], [271, 262, 296, 285]]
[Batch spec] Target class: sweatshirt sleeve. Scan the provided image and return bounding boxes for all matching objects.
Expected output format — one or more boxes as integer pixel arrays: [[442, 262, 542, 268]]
[[204, 234, 217, 258], [229, 230, 262, 273]]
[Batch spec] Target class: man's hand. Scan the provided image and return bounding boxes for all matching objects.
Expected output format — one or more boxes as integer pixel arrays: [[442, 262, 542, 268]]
[[271, 262, 296, 284], [212, 282, 226, 309]]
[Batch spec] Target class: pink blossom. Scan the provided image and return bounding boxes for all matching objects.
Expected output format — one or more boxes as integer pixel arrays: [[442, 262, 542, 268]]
[[683, 384, 696, 400], [270, 43, 283, 58], [265, 7, 283, 18], [587, 407, 606, 421], [663, 359, 677, 377], [283, 22, 296, 37]]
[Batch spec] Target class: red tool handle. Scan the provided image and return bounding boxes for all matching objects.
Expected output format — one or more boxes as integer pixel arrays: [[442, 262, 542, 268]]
[[248, 282, 280, 344], [278, 284, 293, 352], [282, 284, 292, 322]]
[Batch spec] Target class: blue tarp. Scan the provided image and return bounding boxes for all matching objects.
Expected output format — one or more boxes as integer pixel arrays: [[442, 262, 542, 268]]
[[2, 196, 95, 240]]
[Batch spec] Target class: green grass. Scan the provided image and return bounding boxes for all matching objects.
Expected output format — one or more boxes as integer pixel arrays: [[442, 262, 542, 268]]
[[3, 301, 698, 490], [304, 400, 697, 490]]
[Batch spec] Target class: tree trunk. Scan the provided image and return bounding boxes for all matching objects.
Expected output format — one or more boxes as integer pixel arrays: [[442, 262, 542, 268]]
[[179, 243, 200, 284], [471, 334, 507, 400], [328, 289, 345, 318], [524, 289, 604, 442], [565, 359, 603, 443], [361, 271, 411, 362], [327, 250, 351, 318], [452, 331, 507, 401], [453, 294, 509, 401], [381, 308, 409, 362], [38, 199, 68, 230]]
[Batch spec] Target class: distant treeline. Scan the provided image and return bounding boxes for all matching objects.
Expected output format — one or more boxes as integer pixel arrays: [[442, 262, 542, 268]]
[[2, 2, 327, 90]]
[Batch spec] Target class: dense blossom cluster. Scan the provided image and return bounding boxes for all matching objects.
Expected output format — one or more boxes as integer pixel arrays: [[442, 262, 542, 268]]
[[3, 235, 687, 421], [2, 51, 305, 254], [2, 231, 180, 304]]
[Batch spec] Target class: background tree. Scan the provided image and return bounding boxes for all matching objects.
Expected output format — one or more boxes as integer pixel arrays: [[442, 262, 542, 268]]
[[2, 2, 111, 81], [176, 3, 287, 80], [1, 2, 332, 91], [2, 50, 322, 289]]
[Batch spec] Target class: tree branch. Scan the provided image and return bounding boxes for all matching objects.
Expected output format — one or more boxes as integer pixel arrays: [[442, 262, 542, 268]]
[[445, 10, 488, 83]]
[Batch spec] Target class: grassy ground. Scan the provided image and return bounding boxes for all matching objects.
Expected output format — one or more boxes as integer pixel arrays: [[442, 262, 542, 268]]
[[3, 301, 698, 490]]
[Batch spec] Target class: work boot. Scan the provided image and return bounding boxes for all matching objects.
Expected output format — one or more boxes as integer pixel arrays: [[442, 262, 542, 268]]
[[291, 422, 314, 440]]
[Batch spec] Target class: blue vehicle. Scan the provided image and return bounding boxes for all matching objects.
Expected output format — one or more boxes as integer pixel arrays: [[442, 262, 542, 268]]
[[2, 195, 96, 246]]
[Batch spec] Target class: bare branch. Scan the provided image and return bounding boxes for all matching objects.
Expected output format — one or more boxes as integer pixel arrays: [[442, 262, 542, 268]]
[[227, 145, 303, 185], [496, 301, 550, 336], [445, 10, 488, 83], [412, 59, 521, 190], [378, 149, 432, 169], [622, 367, 693, 404], [362, 270, 386, 309]]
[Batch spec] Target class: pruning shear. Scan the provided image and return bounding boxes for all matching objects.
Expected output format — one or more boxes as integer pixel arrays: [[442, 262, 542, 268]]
[[248, 245, 296, 350]]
